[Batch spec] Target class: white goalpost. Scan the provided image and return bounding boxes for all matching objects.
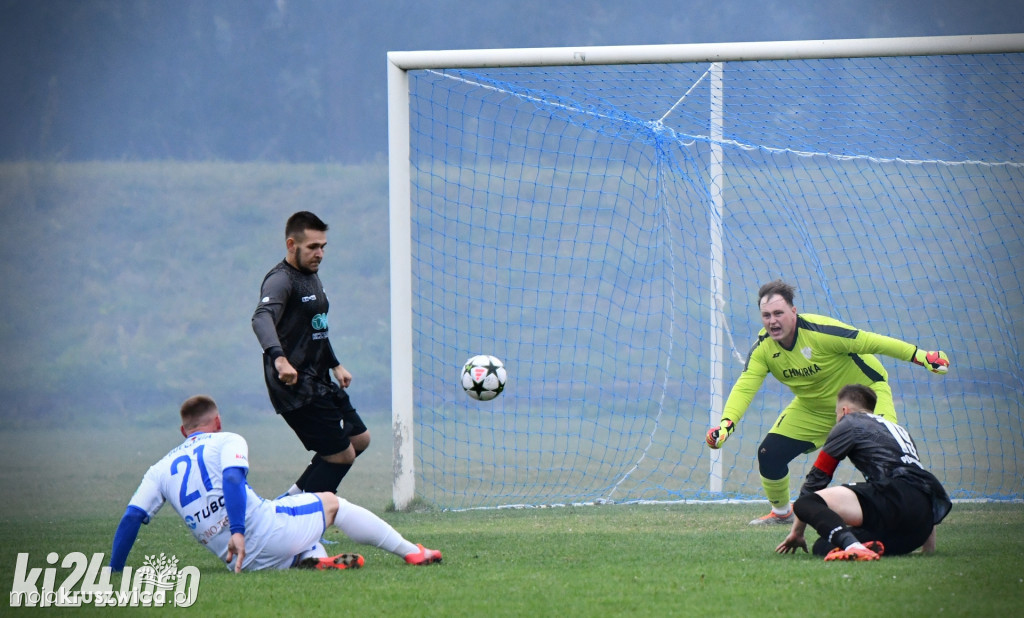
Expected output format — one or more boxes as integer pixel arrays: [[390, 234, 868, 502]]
[[388, 34, 1024, 511]]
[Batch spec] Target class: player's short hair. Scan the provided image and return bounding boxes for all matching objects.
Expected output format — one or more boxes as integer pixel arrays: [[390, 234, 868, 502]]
[[837, 384, 877, 412], [285, 211, 329, 240], [180, 394, 219, 430], [758, 279, 796, 306]]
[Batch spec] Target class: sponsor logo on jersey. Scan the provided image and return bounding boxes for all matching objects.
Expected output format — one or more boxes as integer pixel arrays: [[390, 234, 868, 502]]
[[187, 496, 226, 529], [198, 515, 230, 545], [801, 346, 813, 360], [301, 294, 317, 303], [782, 364, 822, 379], [311, 313, 328, 330]]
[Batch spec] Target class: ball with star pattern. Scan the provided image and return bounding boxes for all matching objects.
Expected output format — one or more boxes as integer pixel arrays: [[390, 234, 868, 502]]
[[461, 355, 507, 401]]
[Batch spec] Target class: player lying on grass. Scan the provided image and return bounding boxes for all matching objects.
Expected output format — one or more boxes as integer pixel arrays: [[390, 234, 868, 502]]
[[774, 384, 952, 561], [705, 279, 949, 526], [110, 395, 441, 573]]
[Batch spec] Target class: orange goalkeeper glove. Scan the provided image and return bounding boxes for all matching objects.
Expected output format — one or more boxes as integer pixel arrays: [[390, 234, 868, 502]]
[[706, 420, 735, 449], [911, 348, 950, 374]]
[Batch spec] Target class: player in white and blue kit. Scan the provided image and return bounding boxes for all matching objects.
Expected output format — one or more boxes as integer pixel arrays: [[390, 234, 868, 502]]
[[110, 395, 441, 572]]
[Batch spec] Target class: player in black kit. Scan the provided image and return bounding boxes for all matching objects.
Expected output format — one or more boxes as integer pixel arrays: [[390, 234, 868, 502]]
[[775, 384, 952, 561], [252, 211, 370, 495]]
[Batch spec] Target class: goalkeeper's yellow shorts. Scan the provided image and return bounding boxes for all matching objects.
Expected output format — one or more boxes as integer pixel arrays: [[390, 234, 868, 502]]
[[767, 381, 897, 448]]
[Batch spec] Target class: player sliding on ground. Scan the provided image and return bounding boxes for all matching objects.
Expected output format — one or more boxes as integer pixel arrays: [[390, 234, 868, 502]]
[[775, 384, 952, 560], [110, 395, 441, 573], [705, 280, 949, 525]]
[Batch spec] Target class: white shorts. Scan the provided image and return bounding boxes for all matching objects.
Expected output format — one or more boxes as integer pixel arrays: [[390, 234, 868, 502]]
[[241, 493, 329, 571]]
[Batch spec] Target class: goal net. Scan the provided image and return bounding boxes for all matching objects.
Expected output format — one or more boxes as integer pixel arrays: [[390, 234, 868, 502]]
[[387, 35, 1024, 510]]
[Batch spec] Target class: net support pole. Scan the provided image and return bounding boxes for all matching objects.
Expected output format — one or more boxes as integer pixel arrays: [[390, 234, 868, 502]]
[[387, 57, 416, 511], [708, 62, 725, 493]]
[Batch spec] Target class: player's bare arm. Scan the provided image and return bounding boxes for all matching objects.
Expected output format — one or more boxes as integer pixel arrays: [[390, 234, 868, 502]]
[[332, 364, 352, 388], [226, 532, 247, 573], [918, 527, 937, 554], [776, 519, 809, 554], [274, 356, 298, 385]]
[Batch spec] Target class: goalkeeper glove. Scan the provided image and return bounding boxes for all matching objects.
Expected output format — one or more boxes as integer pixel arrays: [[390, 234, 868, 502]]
[[911, 348, 950, 374], [706, 420, 735, 449]]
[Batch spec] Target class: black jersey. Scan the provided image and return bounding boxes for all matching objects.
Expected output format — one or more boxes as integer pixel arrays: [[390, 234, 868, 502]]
[[801, 412, 952, 525], [252, 260, 341, 413]]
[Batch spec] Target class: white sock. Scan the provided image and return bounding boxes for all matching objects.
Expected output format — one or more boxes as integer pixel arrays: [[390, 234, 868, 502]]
[[297, 542, 327, 561], [333, 498, 419, 557], [773, 505, 791, 515]]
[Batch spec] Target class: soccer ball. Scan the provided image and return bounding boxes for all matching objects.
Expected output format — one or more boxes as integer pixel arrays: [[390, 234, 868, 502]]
[[461, 355, 507, 401]]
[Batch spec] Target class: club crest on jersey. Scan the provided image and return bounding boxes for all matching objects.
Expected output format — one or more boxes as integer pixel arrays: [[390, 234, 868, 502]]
[[801, 346, 813, 360], [311, 313, 328, 330]]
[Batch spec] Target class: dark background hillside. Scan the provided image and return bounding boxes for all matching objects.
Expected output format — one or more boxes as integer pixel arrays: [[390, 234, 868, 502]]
[[2, 1, 1020, 163], [0, 161, 391, 425], [0, 1, 1020, 426]]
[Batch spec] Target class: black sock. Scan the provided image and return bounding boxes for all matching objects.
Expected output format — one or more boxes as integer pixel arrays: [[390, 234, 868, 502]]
[[294, 455, 323, 490], [297, 459, 352, 493], [793, 493, 861, 551]]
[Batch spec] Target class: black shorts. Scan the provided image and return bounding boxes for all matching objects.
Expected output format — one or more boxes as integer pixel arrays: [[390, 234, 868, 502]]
[[280, 389, 367, 457], [845, 477, 934, 555]]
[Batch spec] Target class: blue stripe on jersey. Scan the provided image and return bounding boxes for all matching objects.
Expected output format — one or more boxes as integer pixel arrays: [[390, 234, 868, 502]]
[[276, 501, 324, 516], [797, 317, 858, 339]]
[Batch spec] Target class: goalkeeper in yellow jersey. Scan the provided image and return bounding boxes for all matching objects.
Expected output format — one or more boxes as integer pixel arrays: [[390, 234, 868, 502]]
[[705, 280, 950, 525]]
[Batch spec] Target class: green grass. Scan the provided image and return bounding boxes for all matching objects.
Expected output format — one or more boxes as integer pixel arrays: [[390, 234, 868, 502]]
[[1, 421, 1023, 616], [1, 505, 1022, 616]]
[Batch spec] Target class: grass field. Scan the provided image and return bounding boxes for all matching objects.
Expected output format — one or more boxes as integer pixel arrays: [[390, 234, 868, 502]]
[[2, 419, 1023, 616], [2, 505, 1023, 615]]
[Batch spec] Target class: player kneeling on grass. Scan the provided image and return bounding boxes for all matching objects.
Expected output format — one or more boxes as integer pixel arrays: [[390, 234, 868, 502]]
[[775, 384, 951, 562], [110, 395, 441, 573], [705, 279, 949, 527]]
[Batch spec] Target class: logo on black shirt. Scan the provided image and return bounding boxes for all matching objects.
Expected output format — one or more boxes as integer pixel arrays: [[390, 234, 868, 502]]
[[311, 313, 328, 330]]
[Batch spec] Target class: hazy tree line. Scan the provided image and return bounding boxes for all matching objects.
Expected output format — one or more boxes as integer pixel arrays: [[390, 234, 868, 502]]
[[0, 1, 1013, 427], [3, 1, 395, 162], [0, 0, 686, 163], [1, 0, 993, 164]]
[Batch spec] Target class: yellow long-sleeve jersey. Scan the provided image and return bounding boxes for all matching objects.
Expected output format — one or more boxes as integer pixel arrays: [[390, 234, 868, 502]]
[[722, 313, 917, 428]]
